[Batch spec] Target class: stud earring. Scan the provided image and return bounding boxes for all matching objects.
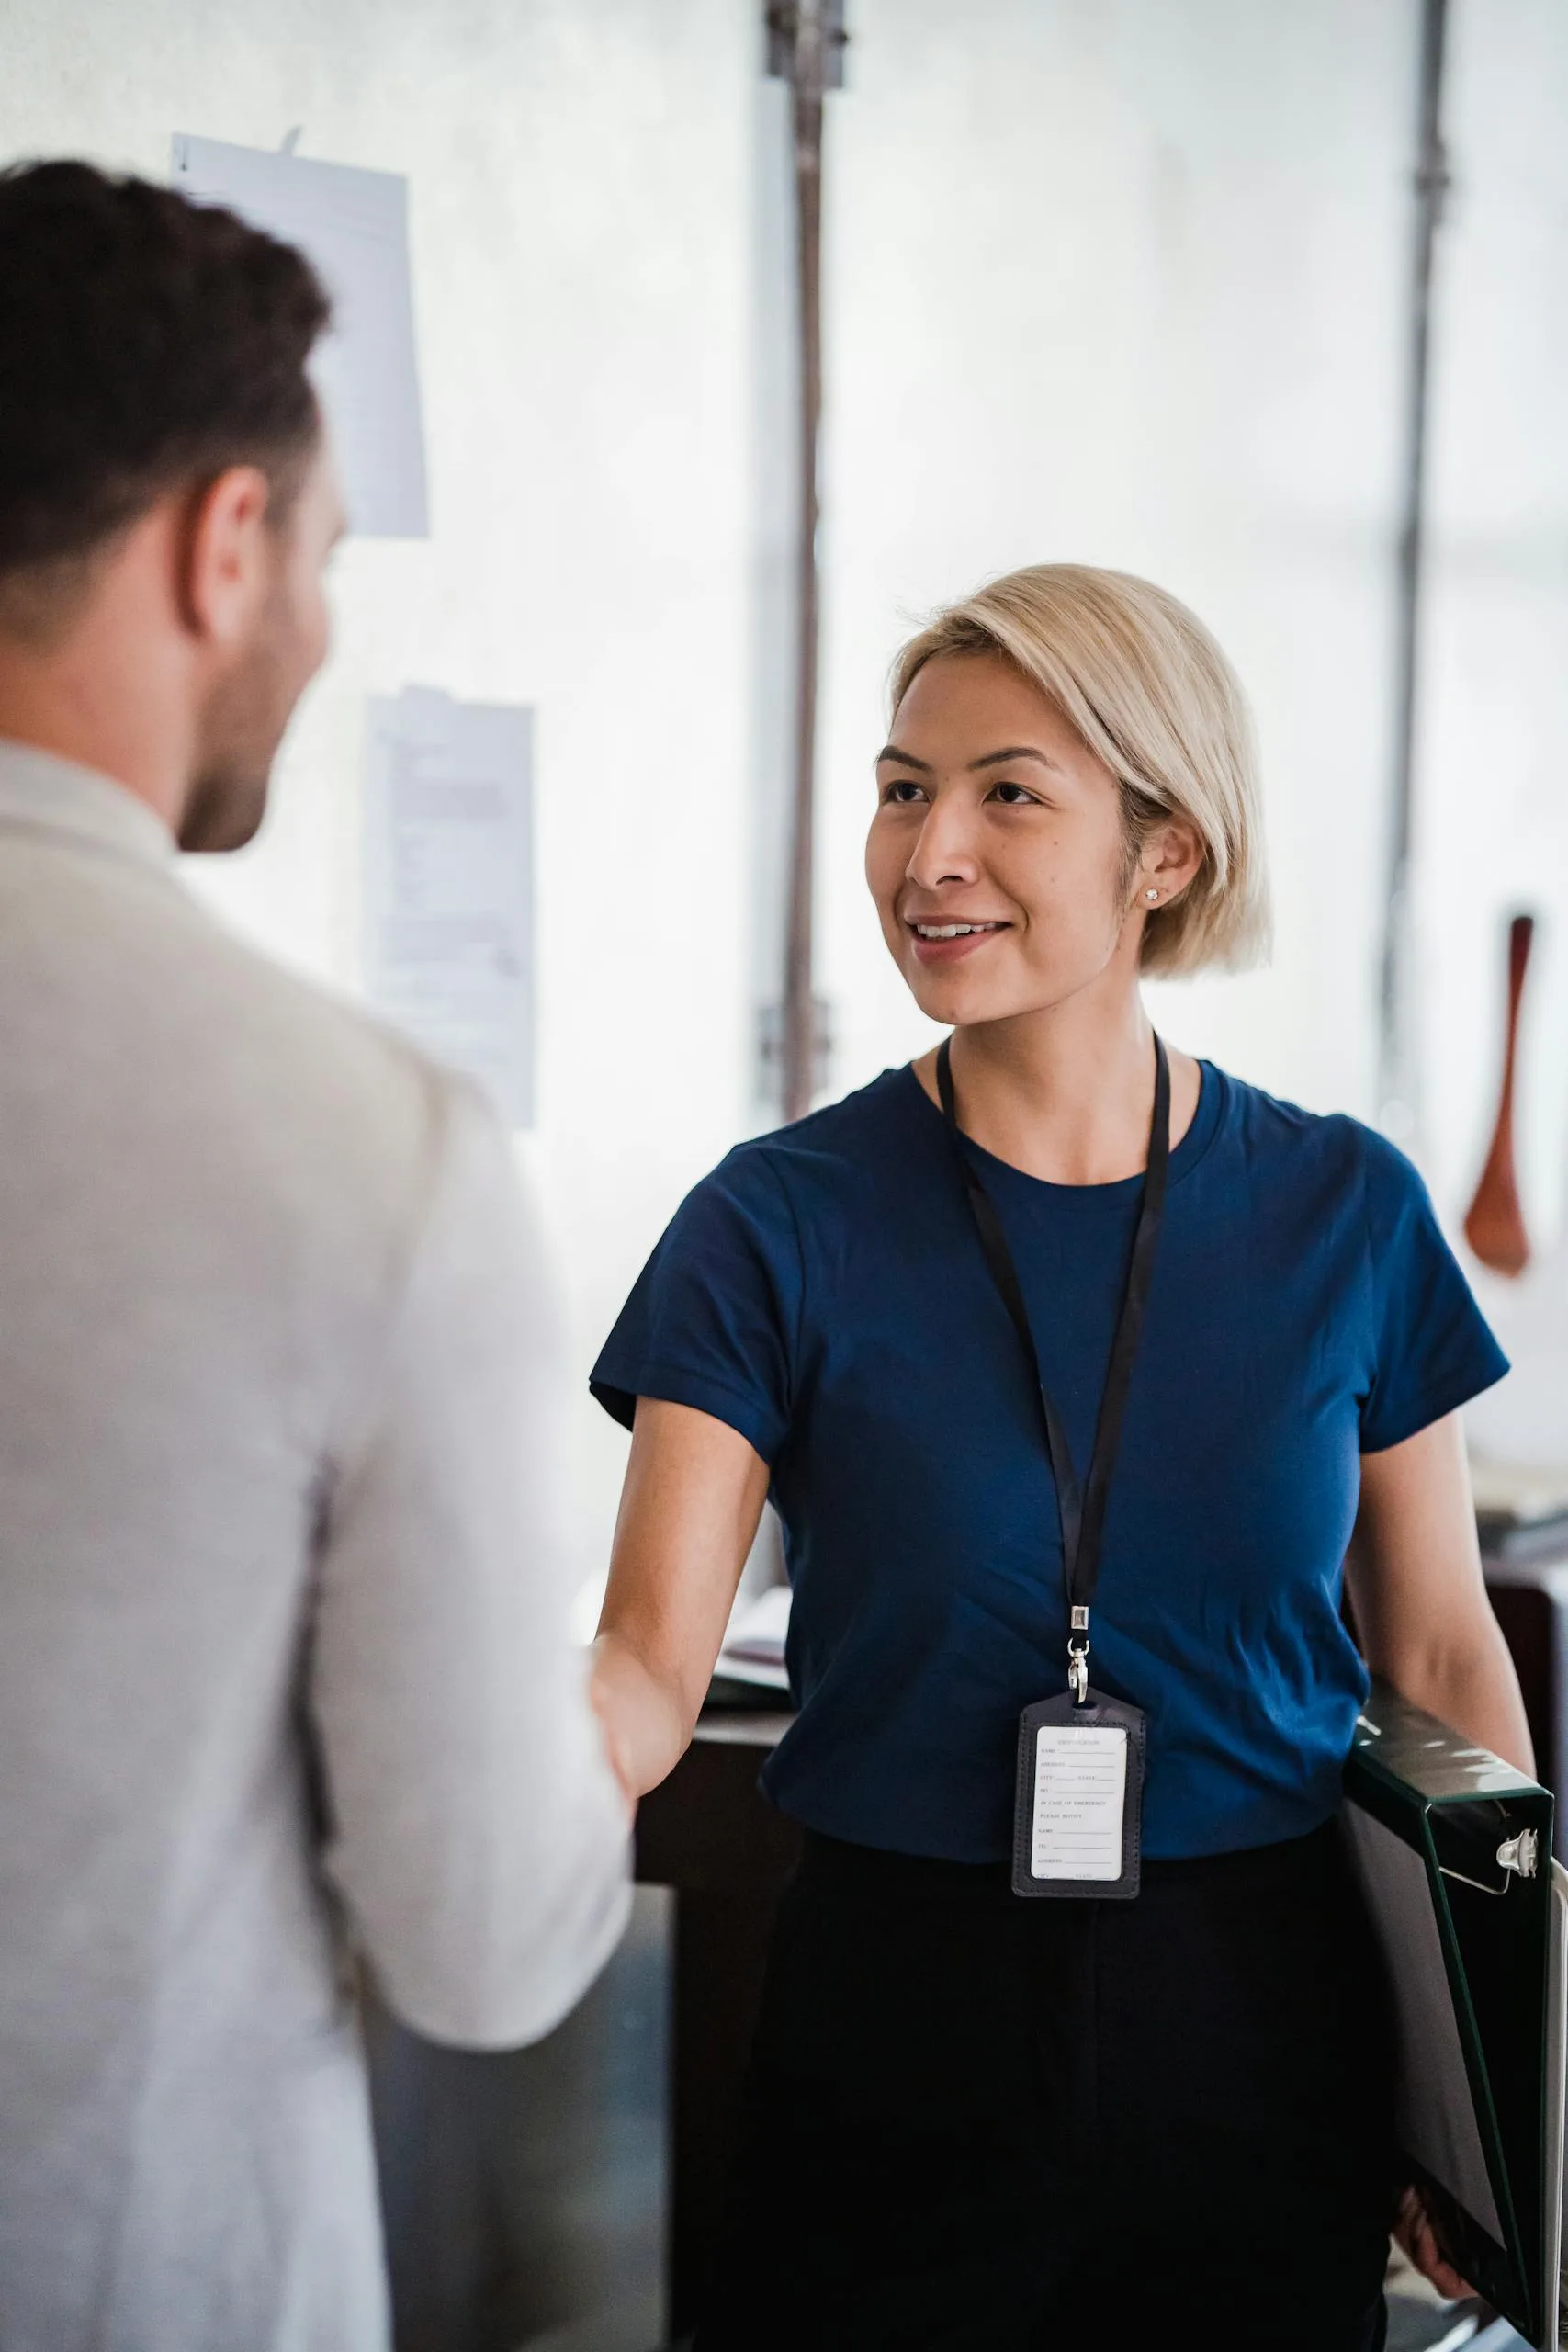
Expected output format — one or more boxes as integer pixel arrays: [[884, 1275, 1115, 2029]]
[[1145, 888, 1159, 902]]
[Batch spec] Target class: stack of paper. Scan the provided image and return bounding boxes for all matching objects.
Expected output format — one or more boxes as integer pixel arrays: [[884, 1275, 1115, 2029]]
[[716, 1585, 792, 1691]]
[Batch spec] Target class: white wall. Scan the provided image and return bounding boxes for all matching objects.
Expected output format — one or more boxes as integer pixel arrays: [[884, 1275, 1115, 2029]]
[[819, 0, 1416, 1120], [5, 0, 1566, 1584], [818, 0, 1568, 1243], [1419, 0, 1568, 1248]]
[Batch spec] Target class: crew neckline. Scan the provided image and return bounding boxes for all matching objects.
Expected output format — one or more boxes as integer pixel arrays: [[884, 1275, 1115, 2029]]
[[902, 1054, 1224, 1201]]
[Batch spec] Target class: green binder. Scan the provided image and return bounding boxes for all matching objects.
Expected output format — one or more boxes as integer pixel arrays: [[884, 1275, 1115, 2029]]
[[1342, 1682, 1556, 2345]]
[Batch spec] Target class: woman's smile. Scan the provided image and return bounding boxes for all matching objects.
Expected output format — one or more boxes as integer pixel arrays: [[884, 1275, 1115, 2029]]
[[906, 915, 1012, 966]]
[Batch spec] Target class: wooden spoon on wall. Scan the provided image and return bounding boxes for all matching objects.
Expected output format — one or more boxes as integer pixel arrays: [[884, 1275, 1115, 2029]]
[[1463, 912, 1535, 1277]]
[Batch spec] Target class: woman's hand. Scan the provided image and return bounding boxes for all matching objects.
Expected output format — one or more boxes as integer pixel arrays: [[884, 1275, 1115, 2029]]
[[1393, 2185, 1473, 2303], [592, 1397, 773, 1802]]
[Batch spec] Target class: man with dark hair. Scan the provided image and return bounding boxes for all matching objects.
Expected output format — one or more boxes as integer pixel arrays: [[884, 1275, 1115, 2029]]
[[0, 161, 629, 2351]]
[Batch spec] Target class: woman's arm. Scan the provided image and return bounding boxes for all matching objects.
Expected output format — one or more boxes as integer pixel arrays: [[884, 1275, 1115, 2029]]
[[590, 1397, 773, 1802], [1344, 1408, 1532, 1776]]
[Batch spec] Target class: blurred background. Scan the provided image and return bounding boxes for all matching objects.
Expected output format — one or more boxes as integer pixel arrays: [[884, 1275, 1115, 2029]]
[[7, 0, 1567, 1621], [5, 4, 1566, 2346]]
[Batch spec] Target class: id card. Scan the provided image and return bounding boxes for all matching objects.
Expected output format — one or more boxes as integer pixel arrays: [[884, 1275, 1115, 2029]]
[[1011, 1689, 1146, 1899]]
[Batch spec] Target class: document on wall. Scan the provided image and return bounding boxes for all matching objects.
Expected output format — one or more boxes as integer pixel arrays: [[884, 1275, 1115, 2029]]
[[716, 1583, 793, 1691], [169, 133, 428, 537], [363, 688, 534, 1127]]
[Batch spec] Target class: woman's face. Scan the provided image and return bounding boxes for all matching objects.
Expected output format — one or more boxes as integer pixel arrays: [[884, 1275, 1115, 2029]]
[[865, 650, 1147, 1030]]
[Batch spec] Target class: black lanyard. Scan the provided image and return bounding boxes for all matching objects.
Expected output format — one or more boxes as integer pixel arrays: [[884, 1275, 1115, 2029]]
[[936, 1034, 1171, 1704]]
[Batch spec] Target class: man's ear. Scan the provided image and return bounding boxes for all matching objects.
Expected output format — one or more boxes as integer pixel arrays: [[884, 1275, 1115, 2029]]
[[177, 465, 272, 645]]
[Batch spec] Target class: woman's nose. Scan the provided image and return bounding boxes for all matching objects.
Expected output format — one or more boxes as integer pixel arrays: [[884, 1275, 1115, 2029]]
[[906, 803, 981, 891]]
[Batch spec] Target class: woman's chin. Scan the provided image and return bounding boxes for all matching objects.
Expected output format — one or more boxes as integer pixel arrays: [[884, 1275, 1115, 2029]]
[[905, 969, 1009, 1028]]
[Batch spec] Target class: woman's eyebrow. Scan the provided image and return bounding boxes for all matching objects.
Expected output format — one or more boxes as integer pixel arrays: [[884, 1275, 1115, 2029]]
[[969, 745, 1061, 772], [874, 743, 1063, 773]]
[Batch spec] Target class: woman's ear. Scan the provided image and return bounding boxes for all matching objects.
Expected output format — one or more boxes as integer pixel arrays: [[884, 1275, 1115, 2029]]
[[1137, 818, 1204, 907]]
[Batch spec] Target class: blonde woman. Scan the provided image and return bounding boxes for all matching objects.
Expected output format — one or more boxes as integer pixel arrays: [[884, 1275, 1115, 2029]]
[[590, 566, 1526, 2349]]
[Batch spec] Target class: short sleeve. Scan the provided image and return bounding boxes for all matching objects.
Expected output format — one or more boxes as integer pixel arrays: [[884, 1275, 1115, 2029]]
[[1358, 1130, 1509, 1453], [591, 1146, 803, 1464]]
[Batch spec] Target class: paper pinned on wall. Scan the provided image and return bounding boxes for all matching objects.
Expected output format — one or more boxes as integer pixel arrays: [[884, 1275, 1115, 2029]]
[[170, 134, 428, 537], [363, 688, 534, 1127]]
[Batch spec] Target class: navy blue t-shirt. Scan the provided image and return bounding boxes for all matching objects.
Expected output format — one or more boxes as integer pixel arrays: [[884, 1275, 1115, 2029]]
[[592, 1063, 1507, 1862]]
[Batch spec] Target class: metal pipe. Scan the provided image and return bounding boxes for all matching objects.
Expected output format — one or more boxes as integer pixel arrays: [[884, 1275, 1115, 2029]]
[[767, 1, 843, 1121], [783, 23, 825, 1124], [1378, 0, 1451, 1140]]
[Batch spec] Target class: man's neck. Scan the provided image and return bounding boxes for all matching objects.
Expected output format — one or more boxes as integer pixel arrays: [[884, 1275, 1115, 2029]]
[[0, 646, 186, 841]]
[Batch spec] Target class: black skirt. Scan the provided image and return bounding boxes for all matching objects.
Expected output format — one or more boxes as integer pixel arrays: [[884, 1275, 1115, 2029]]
[[695, 1820, 1395, 2352]]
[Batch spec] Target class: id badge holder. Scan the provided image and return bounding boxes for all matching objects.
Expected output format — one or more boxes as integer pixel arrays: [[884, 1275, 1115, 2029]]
[[1011, 1689, 1146, 1900]]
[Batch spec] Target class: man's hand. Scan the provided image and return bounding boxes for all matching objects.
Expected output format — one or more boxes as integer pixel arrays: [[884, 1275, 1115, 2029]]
[[1393, 2185, 1473, 2303]]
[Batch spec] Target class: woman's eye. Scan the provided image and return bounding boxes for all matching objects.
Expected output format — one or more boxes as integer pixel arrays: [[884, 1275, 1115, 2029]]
[[988, 782, 1040, 807], [881, 780, 927, 805]]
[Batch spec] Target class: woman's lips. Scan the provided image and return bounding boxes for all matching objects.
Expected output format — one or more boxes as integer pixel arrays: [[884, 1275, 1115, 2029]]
[[907, 921, 1010, 967]]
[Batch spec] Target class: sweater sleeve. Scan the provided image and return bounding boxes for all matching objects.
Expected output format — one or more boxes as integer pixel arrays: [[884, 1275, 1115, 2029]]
[[310, 1077, 630, 2049]]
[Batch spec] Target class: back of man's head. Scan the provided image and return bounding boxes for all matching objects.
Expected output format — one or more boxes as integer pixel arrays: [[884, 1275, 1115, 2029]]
[[0, 161, 338, 849]]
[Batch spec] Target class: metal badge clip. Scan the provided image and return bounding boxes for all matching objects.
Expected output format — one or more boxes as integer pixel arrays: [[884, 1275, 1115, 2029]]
[[1067, 1606, 1090, 1706]]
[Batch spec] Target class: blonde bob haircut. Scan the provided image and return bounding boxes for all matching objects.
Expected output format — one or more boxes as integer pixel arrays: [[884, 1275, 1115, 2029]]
[[888, 563, 1270, 977]]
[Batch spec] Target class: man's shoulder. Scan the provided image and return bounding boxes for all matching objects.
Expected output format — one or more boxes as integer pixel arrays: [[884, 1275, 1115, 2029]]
[[3, 828, 481, 1223], [177, 899, 500, 1229], [175, 877, 468, 1147], [184, 900, 456, 1111]]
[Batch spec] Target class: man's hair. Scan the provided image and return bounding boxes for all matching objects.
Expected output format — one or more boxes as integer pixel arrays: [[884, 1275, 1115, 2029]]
[[0, 160, 331, 632]]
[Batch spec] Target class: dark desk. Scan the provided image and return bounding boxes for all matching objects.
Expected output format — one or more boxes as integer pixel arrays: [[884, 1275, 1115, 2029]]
[[634, 1712, 797, 2339]]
